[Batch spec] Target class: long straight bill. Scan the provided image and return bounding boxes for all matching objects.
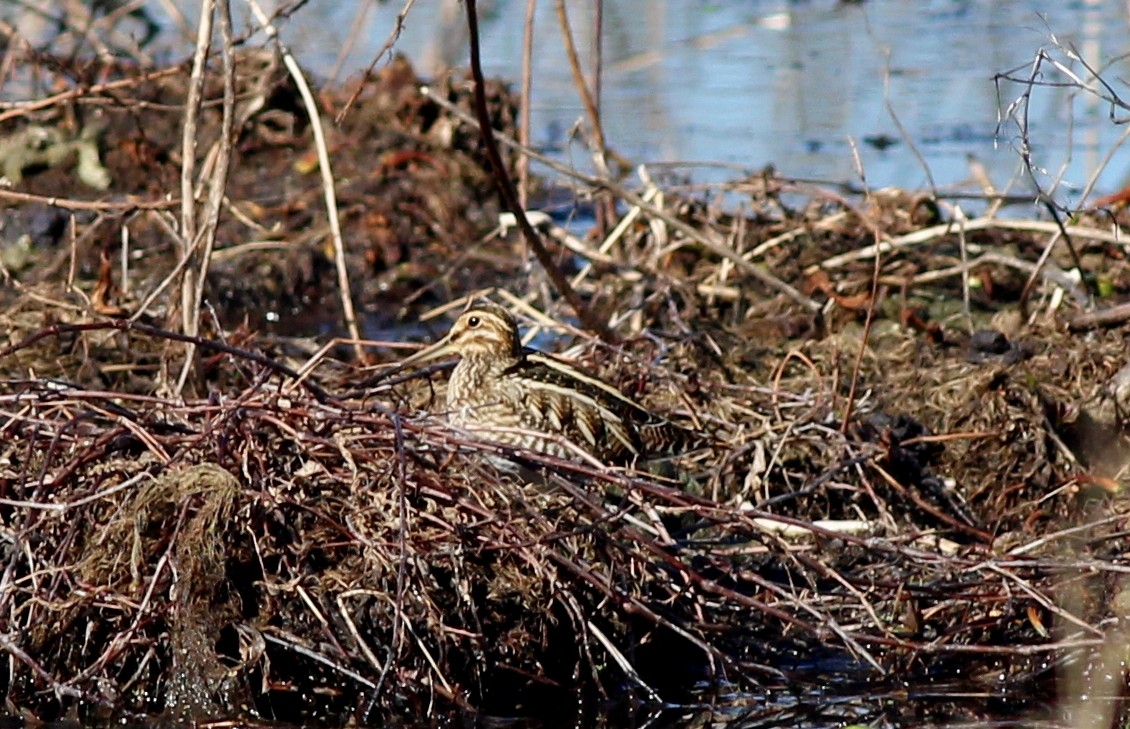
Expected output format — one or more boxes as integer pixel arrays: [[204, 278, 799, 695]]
[[399, 334, 458, 367]]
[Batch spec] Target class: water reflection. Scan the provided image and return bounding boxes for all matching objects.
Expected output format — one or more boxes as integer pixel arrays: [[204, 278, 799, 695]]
[[23, 0, 1129, 198], [295, 0, 1130, 198]]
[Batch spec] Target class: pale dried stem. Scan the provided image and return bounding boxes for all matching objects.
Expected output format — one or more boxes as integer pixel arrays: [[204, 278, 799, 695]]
[[243, 0, 364, 361], [518, 0, 536, 208], [553, 0, 615, 231], [0, 66, 184, 124], [178, 0, 212, 340], [814, 217, 1126, 271], [552, 0, 606, 155], [176, 0, 237, 396]]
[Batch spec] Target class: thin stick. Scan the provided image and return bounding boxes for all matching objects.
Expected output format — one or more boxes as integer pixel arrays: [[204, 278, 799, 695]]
[[130, 211, 202, 322], [327, 0, 375, 87], [0, 66, 185, 123], [335, 0, 419, 123], [956, 205, 972, 332], [591, 0, 602, 120], [841, 242, 878, 437], [554, 0, 614, 231], [176, 0, 237, 396], [0, 188, 176, 211], [553, 0, 606, 154], [464, 0, 616, 341], [179, 0, 213, 336], [814, 217, 1127, 271], [518, 0, 536, 209], [1018, 200, 1089, 318], [243, 0, 364, 361], [421, 85, 820, 312], [120, 222, 130, 296], [0, 471, 151, 512]]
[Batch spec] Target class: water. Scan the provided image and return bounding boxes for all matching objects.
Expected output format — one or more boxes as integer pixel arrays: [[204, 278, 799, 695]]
[[19, 0, 1129, 202], [266, 0, 1130, 203]]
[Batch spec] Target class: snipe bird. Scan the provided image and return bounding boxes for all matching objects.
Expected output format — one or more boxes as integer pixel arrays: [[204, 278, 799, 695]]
[[399, 302, 689, 464]]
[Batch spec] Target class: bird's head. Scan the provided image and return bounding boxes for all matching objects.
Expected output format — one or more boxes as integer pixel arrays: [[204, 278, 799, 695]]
[[400, 301, 522, 365]]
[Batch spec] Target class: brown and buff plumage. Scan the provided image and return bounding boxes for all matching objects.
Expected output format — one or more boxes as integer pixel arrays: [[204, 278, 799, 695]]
[[399, 302, 690, 464]]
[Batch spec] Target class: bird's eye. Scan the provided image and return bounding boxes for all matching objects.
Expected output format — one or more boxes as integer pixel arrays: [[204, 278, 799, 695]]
[[467, 316, 481, 328]]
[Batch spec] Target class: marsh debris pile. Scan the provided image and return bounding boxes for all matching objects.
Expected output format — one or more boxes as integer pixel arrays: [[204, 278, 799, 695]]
[[0, 51, 1129, 727]]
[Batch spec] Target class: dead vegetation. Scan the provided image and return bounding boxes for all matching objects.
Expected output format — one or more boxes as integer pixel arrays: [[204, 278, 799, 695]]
[[0, 5, 1129, 729]]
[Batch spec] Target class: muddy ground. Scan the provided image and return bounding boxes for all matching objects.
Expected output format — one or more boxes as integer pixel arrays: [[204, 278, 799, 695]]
[[0, 49, 1128, 728]]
